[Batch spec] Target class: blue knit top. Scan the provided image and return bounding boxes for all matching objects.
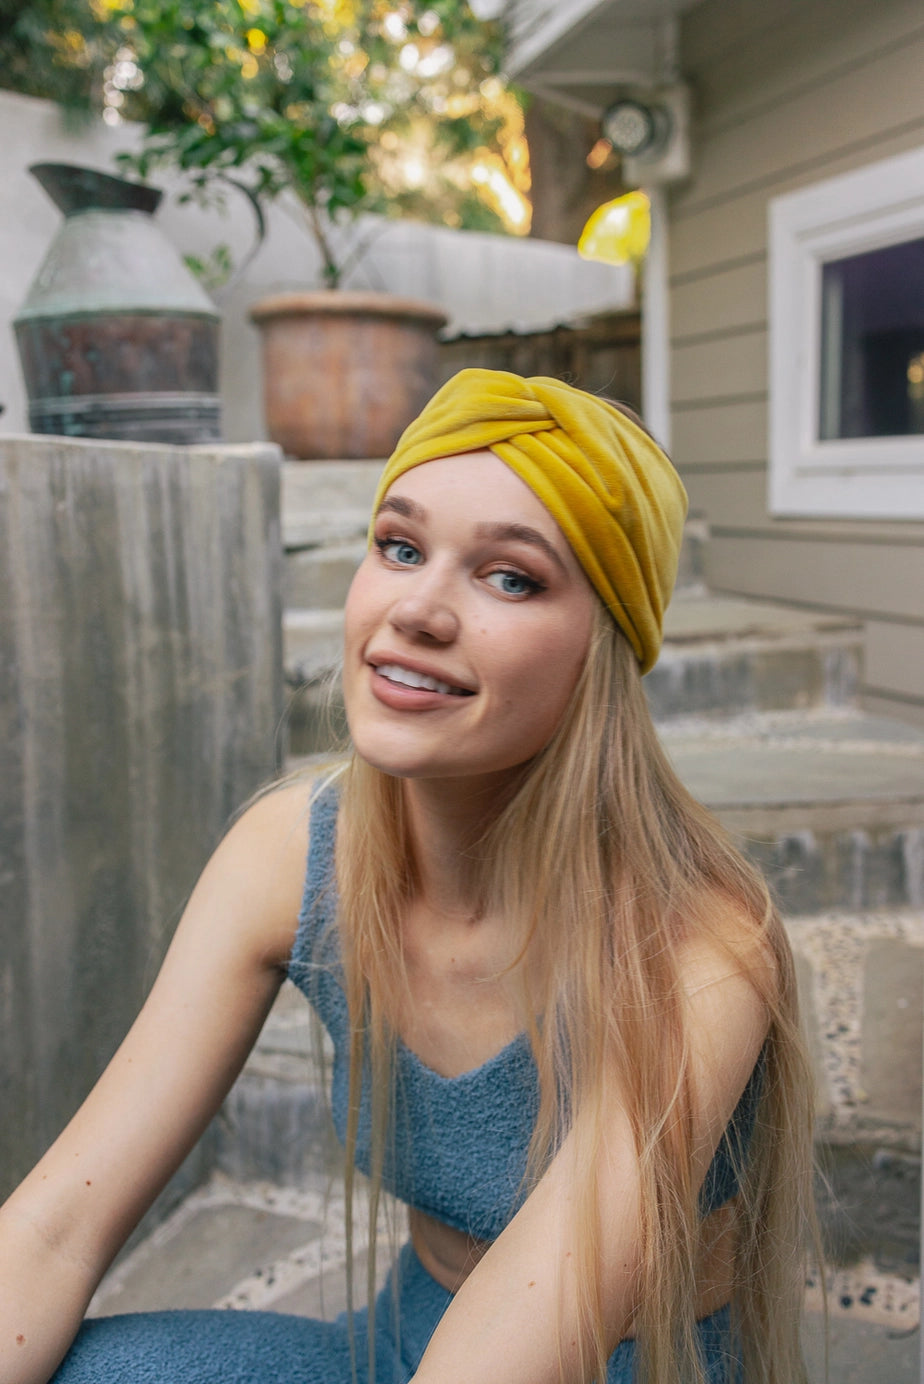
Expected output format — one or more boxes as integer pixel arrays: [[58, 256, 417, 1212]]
[[287, 785, 760, 1241]]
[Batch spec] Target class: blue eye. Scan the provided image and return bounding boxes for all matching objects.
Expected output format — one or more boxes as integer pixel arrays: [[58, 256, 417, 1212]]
[[378, 538, 423, 566], [485, 569, 543, 597]]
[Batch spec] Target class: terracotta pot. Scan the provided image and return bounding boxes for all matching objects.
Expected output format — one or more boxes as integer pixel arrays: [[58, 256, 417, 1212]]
[[249, 290, 448, 460]]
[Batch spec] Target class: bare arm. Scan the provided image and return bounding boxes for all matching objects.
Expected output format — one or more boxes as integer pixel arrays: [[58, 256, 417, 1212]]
[[411, 935, 772, 1384], [0, 779, 313, 1384]]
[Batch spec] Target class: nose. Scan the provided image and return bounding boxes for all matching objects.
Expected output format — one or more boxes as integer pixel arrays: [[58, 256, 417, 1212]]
[[388, 566, 460, 644]]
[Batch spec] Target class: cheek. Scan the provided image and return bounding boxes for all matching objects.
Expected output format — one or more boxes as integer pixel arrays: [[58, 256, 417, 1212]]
[[343, 560, 378, 642], [341, 565, 380, 714], [502, 620, 590, 714]]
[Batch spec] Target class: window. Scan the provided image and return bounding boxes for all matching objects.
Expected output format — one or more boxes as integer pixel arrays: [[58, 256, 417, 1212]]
[[769, 145, 924, 519]]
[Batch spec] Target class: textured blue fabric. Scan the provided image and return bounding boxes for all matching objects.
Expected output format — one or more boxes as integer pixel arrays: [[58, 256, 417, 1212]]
[[288, 784, 760, 1234], [54, 1244, 738, 1383], [51, 782, 749, 1382]]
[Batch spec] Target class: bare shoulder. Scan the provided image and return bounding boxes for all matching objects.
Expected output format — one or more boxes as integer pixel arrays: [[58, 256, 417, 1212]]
[[677, 896, 777, 1144], [226, 772, 319, 857], [679, 890, 779, 1005], [180, 770, 322, 973]]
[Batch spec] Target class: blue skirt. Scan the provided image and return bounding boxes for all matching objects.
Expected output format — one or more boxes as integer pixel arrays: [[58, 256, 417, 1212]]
[[54, 1243, 739, 1383]]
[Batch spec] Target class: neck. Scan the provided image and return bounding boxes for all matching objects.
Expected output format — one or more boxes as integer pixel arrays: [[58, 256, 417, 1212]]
[[402, 771, 520, 918]]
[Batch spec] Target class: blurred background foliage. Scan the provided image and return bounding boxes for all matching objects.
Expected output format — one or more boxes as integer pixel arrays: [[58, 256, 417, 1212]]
[[0, 0, 532, 283]]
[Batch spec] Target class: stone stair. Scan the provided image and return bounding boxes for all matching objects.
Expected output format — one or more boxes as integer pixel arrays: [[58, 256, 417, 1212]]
[[281, 460, 380, 752], [88, 458, 922, 1369]]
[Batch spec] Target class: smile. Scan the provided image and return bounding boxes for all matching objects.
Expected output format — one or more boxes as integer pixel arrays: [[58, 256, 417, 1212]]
[[374, 663, 474, 696]]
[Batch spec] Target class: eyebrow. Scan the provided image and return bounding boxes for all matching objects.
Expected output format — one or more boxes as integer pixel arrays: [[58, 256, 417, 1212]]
[[376, 495, 568, 573], [474, 521, 567, 572], [377, 495, 425, 520]]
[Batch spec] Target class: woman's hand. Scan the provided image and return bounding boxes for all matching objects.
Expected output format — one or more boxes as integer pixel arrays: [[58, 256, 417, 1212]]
[[0, 779, 313, 1384], [410, 924, 772, 1384]]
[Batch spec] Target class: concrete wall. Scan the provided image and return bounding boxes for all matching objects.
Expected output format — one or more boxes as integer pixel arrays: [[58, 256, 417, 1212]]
[[0, 91, 634, 449], [0, 434, 282, 1199], [671, 0, 924, 727]]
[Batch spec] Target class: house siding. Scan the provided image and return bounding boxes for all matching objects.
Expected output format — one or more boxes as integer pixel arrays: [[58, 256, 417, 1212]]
[[670, 0, 924, 725]]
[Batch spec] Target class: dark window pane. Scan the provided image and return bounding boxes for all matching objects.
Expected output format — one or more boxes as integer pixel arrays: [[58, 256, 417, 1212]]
[[819, 236, 924, 440]]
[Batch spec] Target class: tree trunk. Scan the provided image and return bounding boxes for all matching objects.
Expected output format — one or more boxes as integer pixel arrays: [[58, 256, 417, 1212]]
[[525, 97, 627, 246]]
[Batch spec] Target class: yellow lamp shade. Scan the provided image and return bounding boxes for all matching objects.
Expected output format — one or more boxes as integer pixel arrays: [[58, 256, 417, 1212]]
[[578, 191, 651, 266]]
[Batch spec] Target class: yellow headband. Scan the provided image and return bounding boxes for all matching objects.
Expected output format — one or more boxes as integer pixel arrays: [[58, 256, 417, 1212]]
[[371, 368, 687, 674]]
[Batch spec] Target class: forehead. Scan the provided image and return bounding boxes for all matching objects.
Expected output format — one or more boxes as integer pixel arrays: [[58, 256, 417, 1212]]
[[378, 450, 596, 599], [380, 450, 556, 529]]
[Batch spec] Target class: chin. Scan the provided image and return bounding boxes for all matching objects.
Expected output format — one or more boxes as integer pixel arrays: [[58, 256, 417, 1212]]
[[349, 737, 536, 790], [349, 743, 454, 780], [346, 725, 430, 779]]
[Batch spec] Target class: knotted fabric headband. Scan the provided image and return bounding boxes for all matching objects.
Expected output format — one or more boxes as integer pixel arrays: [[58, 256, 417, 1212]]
[[371, 369, 687, 674]]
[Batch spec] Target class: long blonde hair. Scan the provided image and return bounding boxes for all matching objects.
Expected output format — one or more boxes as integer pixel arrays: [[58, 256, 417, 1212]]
[[333, 602, 816, 1383]]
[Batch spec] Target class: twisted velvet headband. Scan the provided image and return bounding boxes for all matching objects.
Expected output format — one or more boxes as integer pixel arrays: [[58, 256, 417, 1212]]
[[371, 369, 687, 673]]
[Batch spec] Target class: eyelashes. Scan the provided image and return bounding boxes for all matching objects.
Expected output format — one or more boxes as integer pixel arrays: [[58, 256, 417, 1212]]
[[484, 569, 545, 597], [373, 535, 546, 599], [375, 537, 423, 566]]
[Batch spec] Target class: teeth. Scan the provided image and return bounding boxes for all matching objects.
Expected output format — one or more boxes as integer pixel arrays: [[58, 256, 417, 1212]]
[[376, 663, 467, 696]]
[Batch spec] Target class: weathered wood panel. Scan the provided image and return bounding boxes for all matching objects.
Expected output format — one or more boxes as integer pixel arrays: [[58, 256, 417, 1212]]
[[0, 436, 283, 1200], [439, 312, 642, 408]]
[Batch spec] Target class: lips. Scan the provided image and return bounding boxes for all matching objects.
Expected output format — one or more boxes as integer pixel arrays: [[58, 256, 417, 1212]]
[[371, 660, 474, 697]]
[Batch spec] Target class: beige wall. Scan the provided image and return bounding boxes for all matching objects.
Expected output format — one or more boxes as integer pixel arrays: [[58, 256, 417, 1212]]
[[671, 0, 924, 726]]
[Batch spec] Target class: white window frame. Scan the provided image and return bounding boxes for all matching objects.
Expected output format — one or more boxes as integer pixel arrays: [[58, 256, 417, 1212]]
[[768, 145, 924, 519]]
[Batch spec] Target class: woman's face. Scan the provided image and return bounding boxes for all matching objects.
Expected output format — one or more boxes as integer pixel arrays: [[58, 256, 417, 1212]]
[[343, 450, 596, 784]]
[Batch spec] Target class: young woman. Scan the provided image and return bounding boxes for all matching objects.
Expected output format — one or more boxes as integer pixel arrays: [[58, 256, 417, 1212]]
[[0, 370, 816, 1384]]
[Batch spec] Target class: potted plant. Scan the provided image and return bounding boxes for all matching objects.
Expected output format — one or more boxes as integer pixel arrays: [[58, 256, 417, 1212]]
[[106, 0, 516, 458]]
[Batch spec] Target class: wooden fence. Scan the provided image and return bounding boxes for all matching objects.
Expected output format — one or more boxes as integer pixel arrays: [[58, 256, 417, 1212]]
[[438, 310, 642, 412]]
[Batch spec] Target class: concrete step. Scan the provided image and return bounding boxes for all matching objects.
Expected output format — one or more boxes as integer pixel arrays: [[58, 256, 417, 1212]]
[[674, 515, 707, 593], [285, 538, 366, 611], [282, 612, 348, 752], [282, 459, 382, 519], [786, 907, 923, 1145], [88, 1172, 389, 1323], [284, 610, 345, 685], [661, 710, 924, 915], [649, 593, 862, 720], [213, 983, 340, 1190], [281, 460, 380, 551]]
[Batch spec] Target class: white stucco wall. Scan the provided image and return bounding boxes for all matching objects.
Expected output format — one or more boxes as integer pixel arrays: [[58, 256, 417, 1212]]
[[1, 91, 634, 443]]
